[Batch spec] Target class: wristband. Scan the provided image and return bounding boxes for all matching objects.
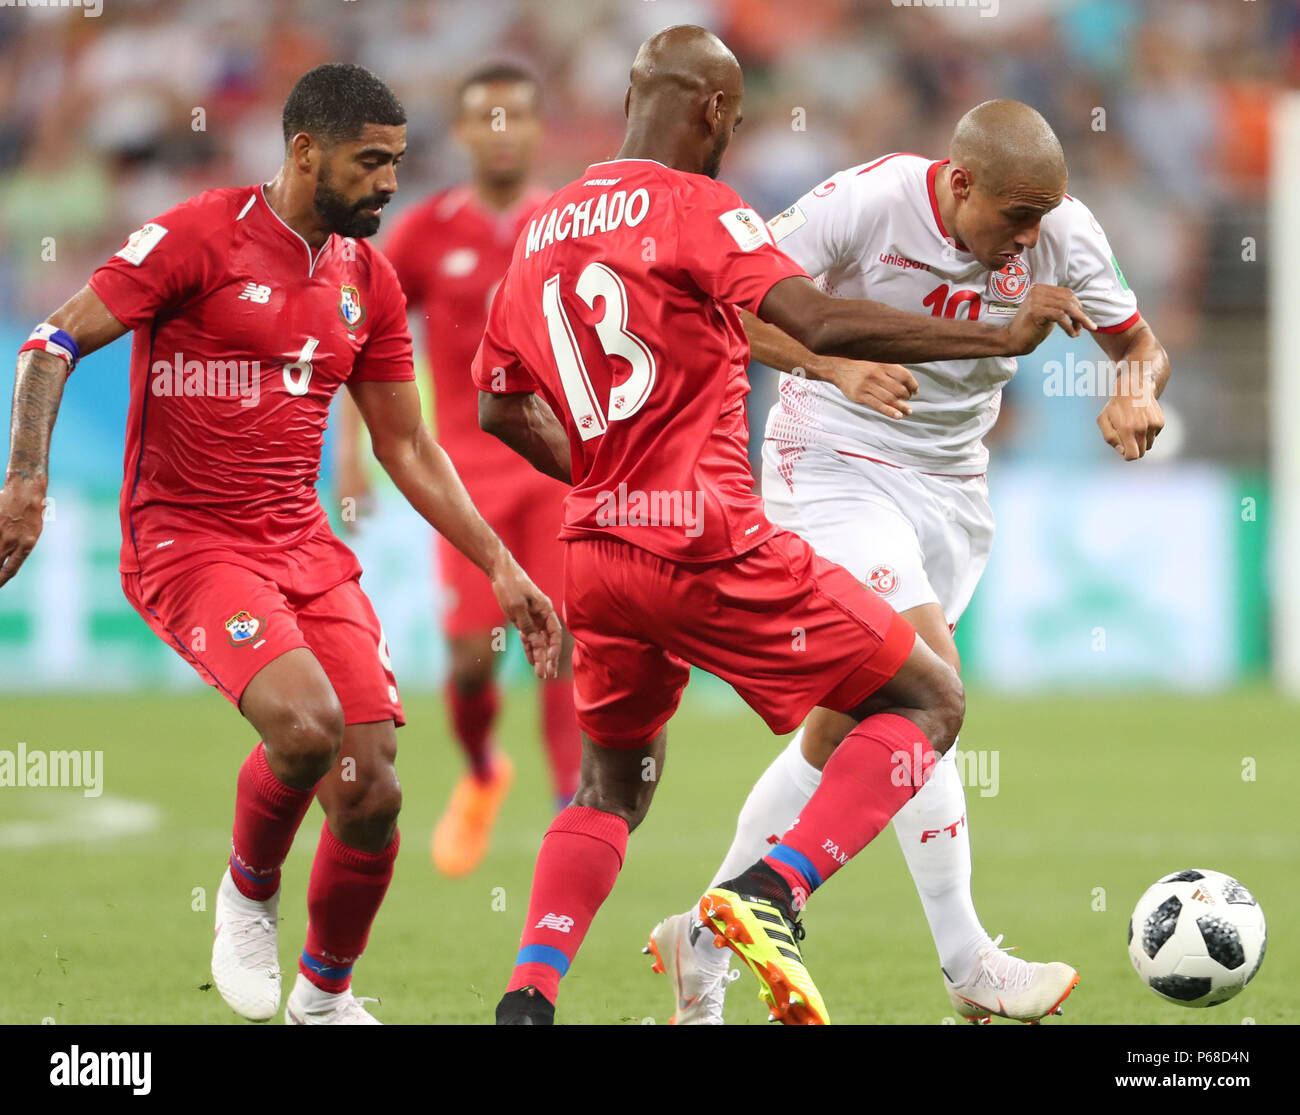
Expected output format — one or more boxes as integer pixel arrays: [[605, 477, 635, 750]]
[[18, 323, 80, 374]]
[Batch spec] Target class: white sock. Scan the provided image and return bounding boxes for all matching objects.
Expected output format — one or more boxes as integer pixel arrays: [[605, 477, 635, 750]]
[[891, 742, 989, 982], [291, 971, 347, 1007], [688, 730, 821, 966]]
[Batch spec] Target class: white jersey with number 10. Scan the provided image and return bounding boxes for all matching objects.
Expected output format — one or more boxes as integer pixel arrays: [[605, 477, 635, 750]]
[[765, 153, 1140, 475]]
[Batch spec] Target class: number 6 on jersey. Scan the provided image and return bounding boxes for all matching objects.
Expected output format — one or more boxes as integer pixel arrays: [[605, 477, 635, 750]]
[[541, 263, 657, 441]]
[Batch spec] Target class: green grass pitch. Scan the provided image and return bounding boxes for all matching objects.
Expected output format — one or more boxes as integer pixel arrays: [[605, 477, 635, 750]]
[[1, 683, 1294, 1025]]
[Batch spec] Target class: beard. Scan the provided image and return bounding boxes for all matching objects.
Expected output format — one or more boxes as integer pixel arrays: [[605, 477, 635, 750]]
[[313, 166, 388, 239]]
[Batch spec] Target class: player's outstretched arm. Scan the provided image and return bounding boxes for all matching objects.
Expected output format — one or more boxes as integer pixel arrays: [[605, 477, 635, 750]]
[[1091, 315, 1170, 461], [739, 310, 916, 419], [478, 390, 573, 483], [0, 285, 128, 588], [757, 275, 1096, 364], [348, 377, 562, 678]]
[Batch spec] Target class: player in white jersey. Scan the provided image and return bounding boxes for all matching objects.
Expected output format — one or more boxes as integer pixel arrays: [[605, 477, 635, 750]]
[[646, 100, 1170, 1024]]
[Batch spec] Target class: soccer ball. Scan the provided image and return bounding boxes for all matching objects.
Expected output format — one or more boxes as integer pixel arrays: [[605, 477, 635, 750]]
[[1128, 869, 1266, 1007]]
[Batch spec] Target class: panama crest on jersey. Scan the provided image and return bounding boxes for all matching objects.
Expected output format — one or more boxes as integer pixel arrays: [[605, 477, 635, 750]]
[[338, 284, 365, 330], [985, 258, 1031, 315], [225, 611, 264, 647]]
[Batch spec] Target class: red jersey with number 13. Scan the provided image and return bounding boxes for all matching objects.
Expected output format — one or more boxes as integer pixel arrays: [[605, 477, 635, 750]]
[[471, 158, 808, 563]]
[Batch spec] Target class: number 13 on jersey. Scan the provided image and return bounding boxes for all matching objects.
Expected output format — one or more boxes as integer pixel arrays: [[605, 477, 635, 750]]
[[541, 263, 657, 441]]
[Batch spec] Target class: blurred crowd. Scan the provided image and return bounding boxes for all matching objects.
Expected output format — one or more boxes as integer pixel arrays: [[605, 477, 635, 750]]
[[0, 0, 1292, 463]]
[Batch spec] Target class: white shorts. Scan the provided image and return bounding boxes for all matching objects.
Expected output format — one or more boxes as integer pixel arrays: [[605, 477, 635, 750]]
[[760, 439, 995, 627]]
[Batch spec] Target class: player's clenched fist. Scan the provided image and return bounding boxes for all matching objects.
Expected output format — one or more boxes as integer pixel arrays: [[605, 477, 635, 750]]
[[812, 355, 918, 420], [0, 478, 46, 589], [1098, 377, 1165, 460], [1005, 284, 1096, 355], [490, 557, 563, 679]]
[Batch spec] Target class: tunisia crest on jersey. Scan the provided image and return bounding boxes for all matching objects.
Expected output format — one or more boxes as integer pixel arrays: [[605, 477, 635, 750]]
[[986, 258, 1031, 306], [867, 564, 899, 597], [338, 284, 365, 330]]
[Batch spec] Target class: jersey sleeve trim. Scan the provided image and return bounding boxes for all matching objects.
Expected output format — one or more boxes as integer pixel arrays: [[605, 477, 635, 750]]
[[855, 151, 920, 175], [1094, 309, 1141, 334]]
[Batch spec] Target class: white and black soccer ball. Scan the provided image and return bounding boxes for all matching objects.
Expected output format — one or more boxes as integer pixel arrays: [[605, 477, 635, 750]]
[[1128, 869, 1267, 1007]]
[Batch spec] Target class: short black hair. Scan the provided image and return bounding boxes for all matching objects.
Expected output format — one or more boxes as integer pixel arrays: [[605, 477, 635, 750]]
[[456, 61, 540, 109], [282, 63, 406, 147]]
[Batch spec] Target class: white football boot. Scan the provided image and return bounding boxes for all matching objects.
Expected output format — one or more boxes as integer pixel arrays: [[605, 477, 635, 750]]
[[643, 910, 739, 1025], [211, 871, 282, 1022], [284, 972, 382, 1025], [944, 934, 1079, 1024]]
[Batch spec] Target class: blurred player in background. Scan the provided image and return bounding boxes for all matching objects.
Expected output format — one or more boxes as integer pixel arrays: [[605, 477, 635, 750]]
[[649, 99, 1170, 1024], [337, 64, 580, 879], [475, 27, 1094, 1024], [0, 64, 560, 1025]]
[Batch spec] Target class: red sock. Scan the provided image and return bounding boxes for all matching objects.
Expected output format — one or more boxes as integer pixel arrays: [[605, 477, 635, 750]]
[[540, 678, 582, 804], [447, 680, 499, 782], [229, 742, 316, 901], [764, 713, 935, 907], [506, 806, 628, 1004], [300, 822, 400, 993]]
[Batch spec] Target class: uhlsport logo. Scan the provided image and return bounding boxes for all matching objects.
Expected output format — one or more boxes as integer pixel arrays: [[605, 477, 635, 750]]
[[338, 284, 365, 330], [867, 564, 899, 597], [225, 611, 264, 647], [987, 257, 1031, 304]]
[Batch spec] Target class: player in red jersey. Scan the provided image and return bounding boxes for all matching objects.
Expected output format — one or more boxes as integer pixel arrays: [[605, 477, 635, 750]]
[[0, 64, 560, 1025], [477, 26, 1095, 1024], [336, 63, 580, 878]]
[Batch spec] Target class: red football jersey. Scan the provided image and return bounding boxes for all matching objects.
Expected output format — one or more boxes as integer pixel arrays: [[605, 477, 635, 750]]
[[383, 184, 551, 474], [471, 159, 807, 562], [88, 185, 414, 574]]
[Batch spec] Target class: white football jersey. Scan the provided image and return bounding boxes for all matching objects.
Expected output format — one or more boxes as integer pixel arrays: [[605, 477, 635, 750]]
[[764, 154, 1140, 473]]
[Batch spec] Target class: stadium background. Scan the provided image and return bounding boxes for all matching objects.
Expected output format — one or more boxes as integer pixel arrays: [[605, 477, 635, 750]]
[[1, 0, 1295, 1026]]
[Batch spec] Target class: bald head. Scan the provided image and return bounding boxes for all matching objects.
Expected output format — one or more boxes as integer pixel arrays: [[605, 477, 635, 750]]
[[629, 25, 742, 102], [935, 99, 1069, 270], [949, 99, 1066, 195], [620, 25, 744, 178]]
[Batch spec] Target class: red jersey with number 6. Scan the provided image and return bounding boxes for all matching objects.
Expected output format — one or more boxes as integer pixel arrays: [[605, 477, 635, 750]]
[[471, 158, 808, 563], [88, 185, 415, 576]]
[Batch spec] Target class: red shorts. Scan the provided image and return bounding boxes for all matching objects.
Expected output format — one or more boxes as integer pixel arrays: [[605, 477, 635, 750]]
[[564, 530, 916, 747], [122, 524, 403, 726], [437, 469, 567, 638]]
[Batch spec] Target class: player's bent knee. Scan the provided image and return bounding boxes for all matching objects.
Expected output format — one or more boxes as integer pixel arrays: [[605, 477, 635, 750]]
[[449, 662, 495, 695], [264, 696, 346, 783]]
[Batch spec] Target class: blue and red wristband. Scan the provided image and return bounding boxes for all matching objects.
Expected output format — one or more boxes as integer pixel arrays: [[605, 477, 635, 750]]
[[18, 324, 81, 374]]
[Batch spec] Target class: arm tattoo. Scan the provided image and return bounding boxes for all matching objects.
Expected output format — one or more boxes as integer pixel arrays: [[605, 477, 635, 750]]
[[6, 349, 69, 483]]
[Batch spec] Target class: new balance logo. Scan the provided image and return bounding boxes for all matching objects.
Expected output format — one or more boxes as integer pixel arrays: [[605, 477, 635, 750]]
[[238, 283, 272, 304], [535, 913, 575, 933]]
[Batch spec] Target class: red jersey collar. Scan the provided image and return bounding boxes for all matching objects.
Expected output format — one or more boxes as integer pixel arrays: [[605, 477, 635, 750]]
[[926, 160, 970, 255], [255, 184, 334, 274]]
